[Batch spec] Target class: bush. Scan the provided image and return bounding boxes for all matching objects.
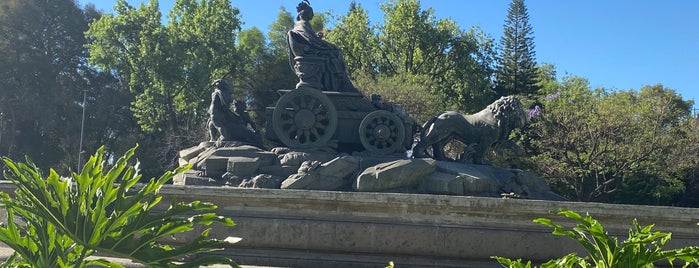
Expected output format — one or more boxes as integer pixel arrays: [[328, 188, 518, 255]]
[[0, 145, 240, 267], [494, 209, 699, 268]]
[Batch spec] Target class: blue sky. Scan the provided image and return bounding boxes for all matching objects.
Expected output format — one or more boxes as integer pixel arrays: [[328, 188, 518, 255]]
[[81, 0, 699, 113]]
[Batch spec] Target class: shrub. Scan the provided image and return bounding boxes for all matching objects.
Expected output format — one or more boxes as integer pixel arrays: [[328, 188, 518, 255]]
[[494, 209, 699, 268], [0, 145, 239, 267]]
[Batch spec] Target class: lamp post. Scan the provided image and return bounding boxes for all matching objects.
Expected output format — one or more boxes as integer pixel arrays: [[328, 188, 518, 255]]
[[78, 90, 87, 173]]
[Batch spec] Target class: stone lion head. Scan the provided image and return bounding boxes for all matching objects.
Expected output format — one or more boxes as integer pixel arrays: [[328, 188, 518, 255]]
[[489, 96, 526, 131]]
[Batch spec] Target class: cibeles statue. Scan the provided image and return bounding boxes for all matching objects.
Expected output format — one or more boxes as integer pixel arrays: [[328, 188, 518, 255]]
[[287, 0, 358, 92], [207, 79, 262, 147]]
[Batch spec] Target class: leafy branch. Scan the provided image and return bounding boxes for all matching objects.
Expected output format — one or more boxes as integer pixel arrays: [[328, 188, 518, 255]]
[[494, 209, 699, 268], [0, 145, 239, 267]]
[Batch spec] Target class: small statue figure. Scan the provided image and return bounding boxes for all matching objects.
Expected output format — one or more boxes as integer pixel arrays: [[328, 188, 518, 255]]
[[232, 99, 258, 133], [207, 79, 262, 147], [412, 96, 526, 164], [287, 0, 358, 92]]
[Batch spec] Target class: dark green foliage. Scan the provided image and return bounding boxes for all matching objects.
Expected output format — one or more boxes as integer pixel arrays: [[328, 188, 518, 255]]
[[353, 73, 442, 124], [325, 2, 378, 78], [494, 209, 699, 267], [0, 0, 125, 172], [326, 0, 496, 115], [0, 145, 239, 267], [0, 0, 145, 175], [86, 0, 241, 134], [495, 0, 539, 97], [85, 0, 242, 173], [524, 81, 694, 203]]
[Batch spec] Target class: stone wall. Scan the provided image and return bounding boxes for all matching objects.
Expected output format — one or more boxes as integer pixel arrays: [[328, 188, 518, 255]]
[[156, 186, 699, 267], [1, 182, 697, 267]]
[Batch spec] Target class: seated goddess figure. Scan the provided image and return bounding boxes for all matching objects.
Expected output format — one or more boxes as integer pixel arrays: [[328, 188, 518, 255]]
[[287, 0, 359, 93]]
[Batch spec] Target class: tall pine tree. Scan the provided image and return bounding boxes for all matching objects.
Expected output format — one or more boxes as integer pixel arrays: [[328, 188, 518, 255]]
[[495, 0, 539, 97]]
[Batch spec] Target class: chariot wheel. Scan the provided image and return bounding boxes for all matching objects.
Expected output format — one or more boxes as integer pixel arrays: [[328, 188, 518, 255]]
[[359, 110, 406, 154], [272, 88, 337, 148]]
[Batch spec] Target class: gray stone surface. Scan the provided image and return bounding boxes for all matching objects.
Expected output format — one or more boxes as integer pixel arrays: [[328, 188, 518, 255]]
[[354, 159, 436, 192], [226, 157, 262, 177], [4, 181, 695, 268], [239, 174, 284, 189], [149, 186, 699, 268], [278, 151, 334, 167], [281, 156, 359, 190], [419, 171, 465, 195], [203, 156, 230, 178], [178, 137, 563, 201], [257, 165, 298, 178]]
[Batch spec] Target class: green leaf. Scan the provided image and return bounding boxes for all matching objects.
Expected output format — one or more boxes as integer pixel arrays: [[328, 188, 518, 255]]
[[0, 145, 238, 267]]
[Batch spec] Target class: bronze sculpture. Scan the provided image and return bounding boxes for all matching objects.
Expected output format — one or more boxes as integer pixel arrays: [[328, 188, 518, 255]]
[[412, 96, 526, 164], [207, 79, 262, 146], [287, 0, 358, 92]]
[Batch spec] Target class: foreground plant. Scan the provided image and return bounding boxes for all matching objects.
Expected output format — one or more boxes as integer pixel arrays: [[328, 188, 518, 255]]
[[0, 145, 239, 267], [494, 209, 699, 268]]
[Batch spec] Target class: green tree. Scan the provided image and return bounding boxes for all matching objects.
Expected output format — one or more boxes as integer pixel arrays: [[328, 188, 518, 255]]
[[86, 0, 241, 170], [371, 0, 496, 113], [326, 1, 378, 78], [0, 0, 134, 172], [236, 8, 294, 133], [528, 80, 693, 203], [673, 117, 699, 207], [87, 0, 240, 134], [495, 0, 539, 97]]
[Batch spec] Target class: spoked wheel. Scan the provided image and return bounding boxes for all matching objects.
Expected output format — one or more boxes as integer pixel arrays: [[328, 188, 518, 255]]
[[359, 110, 406, 154], [272, 88, 338, 148]]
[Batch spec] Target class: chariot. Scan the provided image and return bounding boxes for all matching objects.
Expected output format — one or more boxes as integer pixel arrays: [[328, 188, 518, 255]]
[[265, 88, 416, 155]]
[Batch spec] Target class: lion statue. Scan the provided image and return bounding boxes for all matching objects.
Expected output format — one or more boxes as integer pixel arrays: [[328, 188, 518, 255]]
[[411, 96, 526, 164]]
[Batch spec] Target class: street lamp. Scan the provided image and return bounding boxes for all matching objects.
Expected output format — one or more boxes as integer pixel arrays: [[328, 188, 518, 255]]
[[78, 90, 87, 173]]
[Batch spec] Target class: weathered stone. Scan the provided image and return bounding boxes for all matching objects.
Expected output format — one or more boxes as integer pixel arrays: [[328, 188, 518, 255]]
[[435, 161, 509, 196], [192, 146, 219, 167], [282, 173, 318, 189], [239, 174, 284, 189], [213, 145, 266, 156], [297, 160, 321, 173], [436, 161, 495, 180], [221, 172, 245, 186], [226, 157, 262, 177], [316, 156, 359, 178], [459, 173, 501, 196], [203, 156, 229, 178], [178, 142, 211, 161], [354, 159, 436, 192], [515, 170, 551, 192], [258, 165, 298, 178], [279, 151, 334, 166], [212, 146, 276, 165], [172, 170, 204, 186], [182, 176, 223, 186], [419, 172, 464, 195], [279, 152, 310, 166], [172, 170, 223, 186], [282, 156, 359, 190], [434, 161, 563, 199]]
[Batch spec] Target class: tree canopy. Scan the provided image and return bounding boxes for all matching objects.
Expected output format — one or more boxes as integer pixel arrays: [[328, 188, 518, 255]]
[[1, 0, 698, 207], [495, 0, 539, 97]]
